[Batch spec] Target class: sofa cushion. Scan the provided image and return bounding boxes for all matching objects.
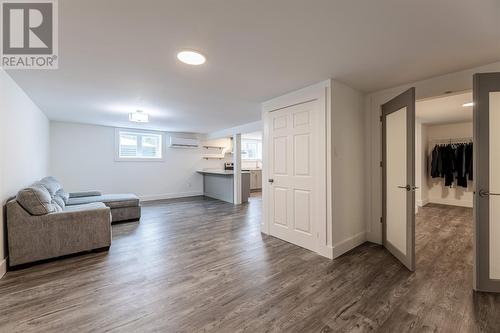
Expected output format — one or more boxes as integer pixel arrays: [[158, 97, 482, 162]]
[[69, 191, 102, 198], [101, 194, 140, 208], [67, 193, 140, 209], [56, 188, 70, 204], [16, 184, 58, 216], [38, 176, 62, 196], [52, 195, 66, 209], [63, 202, 107, 212]]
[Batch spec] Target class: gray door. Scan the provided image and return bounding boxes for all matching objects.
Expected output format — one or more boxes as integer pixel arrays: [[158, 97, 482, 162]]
[[382, 88, 416, 271], [474, 72, 500, 292]]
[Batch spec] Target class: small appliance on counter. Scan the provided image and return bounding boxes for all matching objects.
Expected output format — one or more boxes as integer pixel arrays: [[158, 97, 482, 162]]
[[224, 162, 234, 170]]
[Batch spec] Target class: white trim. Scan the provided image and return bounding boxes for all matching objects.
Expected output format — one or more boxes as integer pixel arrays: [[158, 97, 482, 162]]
[[317, 245, 334, 260], [332, 232, 367, 259], [0, 258, 6, 279], [139, 191, 203, 202], [427, 197, 473, 208], [417, 199, 429, 207], [233, 133, 242, 205], [261, 80, 331, 258]]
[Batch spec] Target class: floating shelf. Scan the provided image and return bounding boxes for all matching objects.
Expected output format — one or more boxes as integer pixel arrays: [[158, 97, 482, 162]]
[[203, 145, 225, 149], [203, 156, 224, 160]]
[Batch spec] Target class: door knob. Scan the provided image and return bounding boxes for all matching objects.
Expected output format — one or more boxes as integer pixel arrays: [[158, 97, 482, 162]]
[[479, 189, 500, 197], [397, 185, 418, 191], [268, 179, 274, 184]]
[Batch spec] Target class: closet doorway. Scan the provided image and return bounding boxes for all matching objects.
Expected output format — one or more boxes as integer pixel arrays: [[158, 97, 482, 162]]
[[413, 91, 474, 285], [415, 91, 474, 211], [380, 72, 500, 293]]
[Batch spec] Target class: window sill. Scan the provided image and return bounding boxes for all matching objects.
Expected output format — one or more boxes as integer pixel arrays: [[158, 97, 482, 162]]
[[115, 157, 165, 162]]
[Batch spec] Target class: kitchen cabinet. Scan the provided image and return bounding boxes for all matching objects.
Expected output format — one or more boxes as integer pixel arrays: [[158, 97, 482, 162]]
[[249, 170, 262, 190]]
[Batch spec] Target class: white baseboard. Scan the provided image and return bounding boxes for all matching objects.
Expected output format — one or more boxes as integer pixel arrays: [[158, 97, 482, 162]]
[[139, 191, 204, 202], [0, 258, 6, 279], [317, 245, 334, 260], [427, 197, 473, 208], [417, 199, 429, 207], [332, 231, 367, 259]]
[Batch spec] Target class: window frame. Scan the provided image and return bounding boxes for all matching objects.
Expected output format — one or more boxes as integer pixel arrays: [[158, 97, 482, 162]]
[[114, 128, 165, 162], [241, 138, 262, 161]]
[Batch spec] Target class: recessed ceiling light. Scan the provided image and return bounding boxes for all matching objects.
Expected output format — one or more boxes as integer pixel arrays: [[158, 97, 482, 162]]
[[129, 110, 149, 123], [462, 102, 473, 107], [177, 50, 206, 65]]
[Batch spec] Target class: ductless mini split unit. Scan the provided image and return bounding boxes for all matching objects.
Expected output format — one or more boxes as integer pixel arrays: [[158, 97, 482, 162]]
[[169, 136, 200, 148]]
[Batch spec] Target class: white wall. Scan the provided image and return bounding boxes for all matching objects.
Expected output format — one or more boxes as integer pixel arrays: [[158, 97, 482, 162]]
[[0, 69, 50, 278], [331, 80, 366, 258], [426, 122, 473, 207], [366, 61, 500, 244], [50, 122, 208, 201]]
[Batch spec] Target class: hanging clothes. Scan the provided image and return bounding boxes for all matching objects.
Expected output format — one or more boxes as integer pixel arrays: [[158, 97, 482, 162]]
[[431, 146, 440, 178], [443, 145, 455, 186], [466, 143, 473, 181], [429, 141, 473, 188], [456, 144, 467, 188]]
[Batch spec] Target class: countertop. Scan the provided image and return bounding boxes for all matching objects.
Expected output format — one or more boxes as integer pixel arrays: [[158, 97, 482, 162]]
[[197, 169, 250, 175]]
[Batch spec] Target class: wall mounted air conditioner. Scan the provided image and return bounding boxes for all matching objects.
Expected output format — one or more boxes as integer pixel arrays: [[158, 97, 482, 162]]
[[169, 136, 200, 148]]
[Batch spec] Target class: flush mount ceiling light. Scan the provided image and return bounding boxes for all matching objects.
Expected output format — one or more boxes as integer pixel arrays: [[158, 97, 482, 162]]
[[129, 110, 149, 123], [462, 102, 474, 107], [177, 50, 206, 65]]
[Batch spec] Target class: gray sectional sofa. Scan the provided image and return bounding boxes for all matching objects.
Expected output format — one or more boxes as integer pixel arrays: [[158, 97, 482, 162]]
[[6, 177, 141, 267]]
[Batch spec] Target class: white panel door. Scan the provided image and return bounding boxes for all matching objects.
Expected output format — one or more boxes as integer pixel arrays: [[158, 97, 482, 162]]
[[268, 100, 319, 252], [382, 88, 416, 271], [474, 72, 500, 292]]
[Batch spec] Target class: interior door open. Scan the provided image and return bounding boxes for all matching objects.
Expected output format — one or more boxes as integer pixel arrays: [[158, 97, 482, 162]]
[[268, 100, 323, 253], [474, 72, 500, 292], [382, 88, 416, 271]]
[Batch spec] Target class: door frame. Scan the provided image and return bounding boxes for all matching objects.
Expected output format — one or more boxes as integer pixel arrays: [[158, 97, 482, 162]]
[[473, 72, 500, 292], [381, 87, 416, 271], [261, 80, 332, 259]]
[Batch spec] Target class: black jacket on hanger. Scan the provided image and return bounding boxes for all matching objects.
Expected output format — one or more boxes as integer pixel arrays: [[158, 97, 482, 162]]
[[429, 141, 473, 188], [456, 144, 467, 188], [466, 143, 473, 181], [431, 146, 439, 178]]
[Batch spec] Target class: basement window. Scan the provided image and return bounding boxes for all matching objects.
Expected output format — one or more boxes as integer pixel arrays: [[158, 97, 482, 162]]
[[115, 129, 163, 161]]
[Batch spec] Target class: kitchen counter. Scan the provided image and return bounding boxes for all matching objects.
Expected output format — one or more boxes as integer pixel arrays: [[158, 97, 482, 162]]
[[197, 169, 250, 175], [197, 170, 250, 203]]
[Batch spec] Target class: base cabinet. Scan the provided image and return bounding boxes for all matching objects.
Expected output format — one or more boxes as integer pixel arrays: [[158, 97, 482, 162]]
[[249, 170, 262, 190]]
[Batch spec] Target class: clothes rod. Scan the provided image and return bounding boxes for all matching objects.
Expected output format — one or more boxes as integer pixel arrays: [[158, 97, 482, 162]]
[[429, 137, 473, 144]]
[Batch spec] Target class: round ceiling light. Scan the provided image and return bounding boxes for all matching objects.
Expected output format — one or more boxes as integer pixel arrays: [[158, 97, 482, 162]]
[[177, 50, 206, 65]]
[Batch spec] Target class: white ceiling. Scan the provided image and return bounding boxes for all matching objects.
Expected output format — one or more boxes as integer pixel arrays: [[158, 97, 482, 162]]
[[7, 0, 500, 133], [416, 92, 473, 125]]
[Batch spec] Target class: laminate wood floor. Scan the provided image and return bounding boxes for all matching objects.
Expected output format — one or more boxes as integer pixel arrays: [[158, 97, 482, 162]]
[[1, 196, 499, 332]]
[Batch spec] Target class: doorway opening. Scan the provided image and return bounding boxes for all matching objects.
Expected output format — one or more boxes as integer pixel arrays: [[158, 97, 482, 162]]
[[241, 131, 263, 201], [414, 90, 475, 284]]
